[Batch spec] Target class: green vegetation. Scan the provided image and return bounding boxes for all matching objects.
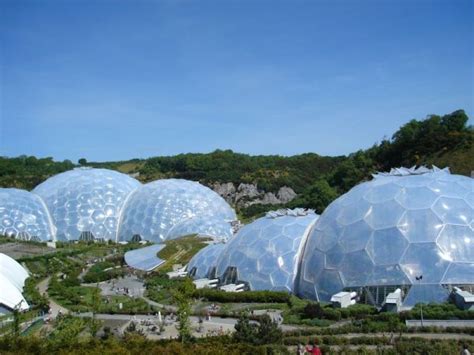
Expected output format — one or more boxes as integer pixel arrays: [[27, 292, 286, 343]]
[[156, 235, 211, 271], [145, 273, 187, 305], [172, 278, 195, 342], [401, 303, 474, 320], [194, 289, 291, 304], [1, 327, 473, 354], [234, 313, 282, 345], [82, 257, 125, 284], [1, 110, 471, 218]]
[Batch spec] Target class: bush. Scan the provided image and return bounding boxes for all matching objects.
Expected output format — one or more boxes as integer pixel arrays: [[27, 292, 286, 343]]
[[193, 289, 291, 304]]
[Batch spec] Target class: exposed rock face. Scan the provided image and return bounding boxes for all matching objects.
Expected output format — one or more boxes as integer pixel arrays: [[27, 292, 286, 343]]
[[210, 182, 297, 207], [277, 186, 297, 204], [211, 182, 236, 204], [235, 183, 260, 203]]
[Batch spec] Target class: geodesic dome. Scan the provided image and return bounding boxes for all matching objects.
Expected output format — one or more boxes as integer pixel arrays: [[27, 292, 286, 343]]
[[297, 167, 474, 306], [187, 243, 225, 279], [33, 168, 141, 241], [117, 179, 236, 243], [0, 188, 55, 241], [216, 209, 319, 292]]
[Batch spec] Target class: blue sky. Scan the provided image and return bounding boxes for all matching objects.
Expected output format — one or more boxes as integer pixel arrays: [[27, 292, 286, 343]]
[[1, 0, 472, 162]]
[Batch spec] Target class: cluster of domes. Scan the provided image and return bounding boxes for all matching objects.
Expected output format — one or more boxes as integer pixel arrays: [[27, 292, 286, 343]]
[[187, 167, 473, 306], [1, 165, 473, 307], [1, 168, 236, 242]]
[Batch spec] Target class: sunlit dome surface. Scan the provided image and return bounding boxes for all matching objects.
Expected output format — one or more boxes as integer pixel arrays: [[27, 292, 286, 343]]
[[297, 167, 474, 306], [0, 188, 55, 242], [33, 168, 141, 241], [187, 243, 226, 279], [216, 209, 319, 292], [118, 179, 236, 243]]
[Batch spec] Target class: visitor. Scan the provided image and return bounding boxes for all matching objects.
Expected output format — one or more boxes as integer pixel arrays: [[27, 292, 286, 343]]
[[296, 343, 305, 355], [306, 340, 322, 355], [461, 344, 471, 355]]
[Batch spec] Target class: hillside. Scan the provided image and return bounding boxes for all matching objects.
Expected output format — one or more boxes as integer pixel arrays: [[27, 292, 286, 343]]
[[1, 109, 472, 218]]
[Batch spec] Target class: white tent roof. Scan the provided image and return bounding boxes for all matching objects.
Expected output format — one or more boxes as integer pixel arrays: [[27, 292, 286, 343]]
[[0, 253, 29, 290], [0, 253, 29, 311], [0, 273, 29, 311]]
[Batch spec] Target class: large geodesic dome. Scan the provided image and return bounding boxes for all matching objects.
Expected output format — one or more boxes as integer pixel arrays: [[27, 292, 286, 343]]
[[297, 167, 474, 306], [117, 179, 236, 243], [188, 243, 226, 279], [216, 209, 319, 292], [0, 188, 55, 242], [33, 168, 141, 241]]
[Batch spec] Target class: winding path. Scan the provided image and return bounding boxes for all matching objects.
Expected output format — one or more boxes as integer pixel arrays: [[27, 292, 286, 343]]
[[36, 276, 70, 318]]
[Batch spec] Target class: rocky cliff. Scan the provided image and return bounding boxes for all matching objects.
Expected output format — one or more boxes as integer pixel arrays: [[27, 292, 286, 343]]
[[210, 182, 297, 208]]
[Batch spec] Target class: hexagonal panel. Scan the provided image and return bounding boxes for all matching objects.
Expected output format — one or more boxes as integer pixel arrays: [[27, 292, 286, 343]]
[[398, 209, 444, 242], [315, 269, 344, 302], [441, 262, 474, 284], [403, 284, 449, 307], [339, 219, 372, 253], [367, 265, 410, 286], [336, 199, 371, 226], [400, 243, 451, 284], [437, 224, 474, 263], [325, 243, 344, 269], [367, 228, 408, 265], [365, 199, 405, 229], [429, 180, 469, 198], [432, 197, 474, 225], [395, 187, 438, 210], [363, 182, 402, 204], [340, 250, 374, 287]]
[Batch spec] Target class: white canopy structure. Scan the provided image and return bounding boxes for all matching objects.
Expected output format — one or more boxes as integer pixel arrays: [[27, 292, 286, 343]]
[[0, 253, 29, 313]]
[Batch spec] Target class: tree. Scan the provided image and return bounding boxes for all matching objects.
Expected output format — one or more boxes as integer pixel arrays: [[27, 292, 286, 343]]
[[234, 313, 282, 345], [233, 312, 258, 344], [289, 179, 339, 213], [171, 278, 195, 343], [256, 314, 282, 345], [90, 286, 101, 336], [78, 158, 87, 165]]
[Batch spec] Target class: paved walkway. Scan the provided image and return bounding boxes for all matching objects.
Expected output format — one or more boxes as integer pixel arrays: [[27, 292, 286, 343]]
[[36, 276, 69, 318]]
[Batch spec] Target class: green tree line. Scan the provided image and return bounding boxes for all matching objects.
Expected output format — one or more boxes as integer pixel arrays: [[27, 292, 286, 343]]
[[1, 110, 472, 217]]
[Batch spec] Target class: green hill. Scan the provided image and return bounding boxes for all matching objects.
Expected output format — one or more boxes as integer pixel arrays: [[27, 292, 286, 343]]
[[1, 109, 472, 218]]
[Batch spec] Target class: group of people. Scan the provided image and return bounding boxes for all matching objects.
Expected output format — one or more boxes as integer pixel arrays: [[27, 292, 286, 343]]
[[297, 341, 322, 355]]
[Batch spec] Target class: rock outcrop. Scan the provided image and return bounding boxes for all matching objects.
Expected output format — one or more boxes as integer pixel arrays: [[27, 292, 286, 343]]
[[210, 182, 297, 207]]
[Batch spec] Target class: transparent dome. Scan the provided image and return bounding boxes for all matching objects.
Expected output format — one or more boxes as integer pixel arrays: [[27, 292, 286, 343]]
[[33, 168, 141, 241], [187, 243, 226, 279], [297, 167, 474, 306], [118, 179, 236, 243], [0, 188, 55, 242], [216, 209, 319, 292]]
